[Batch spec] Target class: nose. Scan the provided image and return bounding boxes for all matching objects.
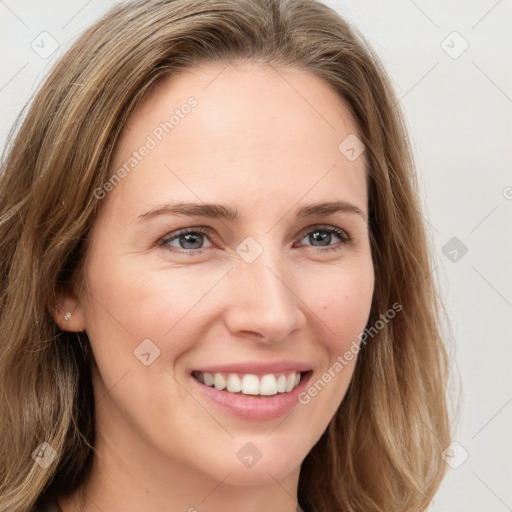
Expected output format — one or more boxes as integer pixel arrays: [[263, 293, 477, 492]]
[[222, 250, 307, 343]]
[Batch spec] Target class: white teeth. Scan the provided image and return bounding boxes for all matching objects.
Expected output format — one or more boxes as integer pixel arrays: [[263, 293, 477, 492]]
[[226, 373, 242, 393], [241, 374, 260, 395], [214, 373, 226, 390], [195, 370, 304, 396], [285, 373, 295, 392], [276, 374, 287, 393], [260, 374, 277, 395]]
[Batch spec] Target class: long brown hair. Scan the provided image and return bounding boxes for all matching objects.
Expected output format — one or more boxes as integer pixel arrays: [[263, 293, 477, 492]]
[[0, 1, 450, 510]]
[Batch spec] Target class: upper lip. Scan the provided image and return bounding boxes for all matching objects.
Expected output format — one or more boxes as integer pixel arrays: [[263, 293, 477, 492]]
[[192, 360, 312, 376]]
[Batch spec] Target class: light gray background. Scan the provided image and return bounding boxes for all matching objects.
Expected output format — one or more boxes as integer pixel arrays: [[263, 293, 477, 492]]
[[1, 1, 511, 510]]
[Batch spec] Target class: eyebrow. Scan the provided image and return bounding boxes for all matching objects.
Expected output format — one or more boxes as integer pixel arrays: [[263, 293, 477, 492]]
[[136, 200, 367, 224]]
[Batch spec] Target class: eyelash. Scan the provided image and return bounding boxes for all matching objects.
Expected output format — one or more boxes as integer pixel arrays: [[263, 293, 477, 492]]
[[158, 225, 352, 255]]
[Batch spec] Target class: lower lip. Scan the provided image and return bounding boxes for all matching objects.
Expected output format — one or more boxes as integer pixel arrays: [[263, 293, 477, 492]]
[[191, 371, 313, 421]]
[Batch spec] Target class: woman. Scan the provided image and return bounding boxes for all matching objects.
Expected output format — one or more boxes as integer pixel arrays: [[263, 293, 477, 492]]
[[0, 1, 450, 511]]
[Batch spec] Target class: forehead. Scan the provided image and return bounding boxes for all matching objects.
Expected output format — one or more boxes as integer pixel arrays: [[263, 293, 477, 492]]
[[101, 62, 367, 221]]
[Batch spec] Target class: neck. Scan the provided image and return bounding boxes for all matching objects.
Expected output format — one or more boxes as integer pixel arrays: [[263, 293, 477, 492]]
[[59, 455, 303, 512], [57, 385, 304, 512]]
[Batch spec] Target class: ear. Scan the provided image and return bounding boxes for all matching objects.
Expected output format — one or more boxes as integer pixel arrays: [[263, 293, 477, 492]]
[[52, 292, 86, 332]]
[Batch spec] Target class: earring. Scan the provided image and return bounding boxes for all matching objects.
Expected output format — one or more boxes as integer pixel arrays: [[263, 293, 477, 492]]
[[64, 312, 72, 321]]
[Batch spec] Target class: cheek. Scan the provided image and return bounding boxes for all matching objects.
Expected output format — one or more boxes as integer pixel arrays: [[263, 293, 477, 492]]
[[301, 259, 374, 350], [81, 257, 218, 444], [84, 254, 229, 366], [294, 263, 374, 418]]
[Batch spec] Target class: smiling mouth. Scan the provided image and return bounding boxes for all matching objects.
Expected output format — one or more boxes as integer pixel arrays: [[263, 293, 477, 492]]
[[192, 370, 311, 397]]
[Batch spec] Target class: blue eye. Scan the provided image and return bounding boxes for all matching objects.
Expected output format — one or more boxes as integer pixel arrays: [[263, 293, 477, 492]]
[[160, 228, 213, 252], [159, 225, 351, 254], [297, 227, 350, 250]]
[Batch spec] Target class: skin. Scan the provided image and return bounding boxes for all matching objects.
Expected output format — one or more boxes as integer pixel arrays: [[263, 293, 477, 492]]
[[54, 61, 374, 512]]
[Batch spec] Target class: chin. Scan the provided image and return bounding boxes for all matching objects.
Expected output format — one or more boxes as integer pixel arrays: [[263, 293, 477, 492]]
[[218, 460, 301, 487]]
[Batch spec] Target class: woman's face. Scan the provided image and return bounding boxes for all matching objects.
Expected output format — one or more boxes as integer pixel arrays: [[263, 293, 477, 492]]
[[66, 62, 374, 488]]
